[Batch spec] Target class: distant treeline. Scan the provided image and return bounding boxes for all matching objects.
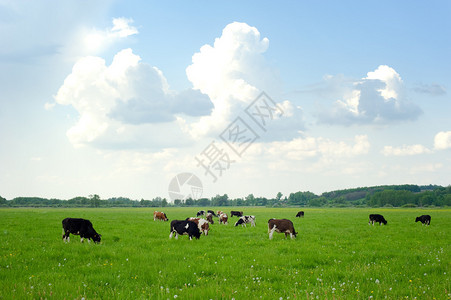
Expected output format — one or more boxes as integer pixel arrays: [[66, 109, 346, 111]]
[[1, 184, 450, 208]]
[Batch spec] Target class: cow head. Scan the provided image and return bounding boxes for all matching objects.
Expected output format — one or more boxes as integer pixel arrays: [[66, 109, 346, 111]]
[[92, 233, 102, 243], [415, 217, 420, 222], [163, 213, 169, 221]]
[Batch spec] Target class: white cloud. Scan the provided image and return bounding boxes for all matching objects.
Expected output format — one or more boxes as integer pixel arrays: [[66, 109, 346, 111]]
[[382, 144, 432, 156], [434, 131, 451, 150], [83, 18, 138, 54], [183, 22, 303, 139], [318, 65, 422, 125], [54, 48, 212, 148], [265, 134, 370, 161], [110, 18, 138, 38]]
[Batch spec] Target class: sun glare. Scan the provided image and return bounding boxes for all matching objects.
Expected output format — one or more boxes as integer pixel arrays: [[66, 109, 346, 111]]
[[84, 32, 104, 52]]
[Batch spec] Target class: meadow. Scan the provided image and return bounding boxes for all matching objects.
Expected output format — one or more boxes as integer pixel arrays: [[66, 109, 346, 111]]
[[0, 207, 449, 299]]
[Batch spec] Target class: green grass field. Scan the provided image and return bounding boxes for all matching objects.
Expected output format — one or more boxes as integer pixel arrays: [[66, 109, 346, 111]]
[[0, 207, 449, 299]]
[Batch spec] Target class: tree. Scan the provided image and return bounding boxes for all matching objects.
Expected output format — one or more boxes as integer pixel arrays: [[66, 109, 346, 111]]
[[245, 194, 256, 206], [161, 198, 168, 207], [212, 194, 229, 206], [0, 195, 6, 206], [89, 194, 101, 207]]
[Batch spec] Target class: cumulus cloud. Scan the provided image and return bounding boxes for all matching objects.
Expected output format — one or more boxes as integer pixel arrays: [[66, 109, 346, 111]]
[[318, 65, 422, 125], [55, 21, 304, 149], [434, 131, 451, 150], [382, 144, 432, 156], [54, 48, 212, 147], [183, 22, 303, 139]]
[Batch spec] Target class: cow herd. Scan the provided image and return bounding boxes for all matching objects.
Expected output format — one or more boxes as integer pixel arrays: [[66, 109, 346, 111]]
[[61, 210, 433, 243]]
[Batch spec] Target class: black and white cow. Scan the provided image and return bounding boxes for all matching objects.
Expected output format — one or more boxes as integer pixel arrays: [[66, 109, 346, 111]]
[[62, 218, 101, 243], [268, 219, 297, 239], [368, 214, 387, 225], [169, 220, 201, 240], [295, 211, 304, 218], [196, 210, 205, 217], [230, 210, 243, 217], [415, 215, 431, 225], [234, 215, 256, 227], [207, 210, 217, 217]]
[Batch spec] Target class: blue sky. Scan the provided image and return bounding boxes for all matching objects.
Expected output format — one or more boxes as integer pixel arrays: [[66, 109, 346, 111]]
[[1, 0, 450, 201]]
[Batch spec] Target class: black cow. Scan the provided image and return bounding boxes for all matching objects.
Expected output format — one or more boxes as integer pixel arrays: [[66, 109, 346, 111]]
[[296, 211, 304, 218], [369, 214, 387, 225], [196, 210, 205, 217], [62, 218, 101, 243], [415, 215, 431, 225], [207, 210, 217, 217], [169, 220, 201, 240], [231, 210, 243, 217]]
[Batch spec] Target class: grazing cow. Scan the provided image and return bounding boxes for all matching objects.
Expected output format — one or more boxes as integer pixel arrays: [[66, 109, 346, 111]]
[[207, 210, 217, 217], [235, 215, 256, 227], [169, 220, 201, 240], [368, 214, 387, 225], [231, 210, 243, 217], [415, 215, 431, 225], [186, 217, 210, 235], [219, 213, 228, 225], [154, 211, 168, 221], [62, 218, 101, 243], [196, 210, 205, 217], [206, 213, 214, 224], [268, 219, 297, 240], [296, 211, 304, 218]]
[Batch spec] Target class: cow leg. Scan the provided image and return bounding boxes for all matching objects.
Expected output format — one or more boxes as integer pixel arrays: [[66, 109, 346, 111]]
[[290, 232, 294, 239], [80, 237, 84, 243], [169, 231, 173, 239], [175, 233, 179, 240], [269, 226, 277, 240]]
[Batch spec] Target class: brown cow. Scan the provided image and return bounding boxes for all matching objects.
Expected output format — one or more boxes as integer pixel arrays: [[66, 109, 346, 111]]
[[268, 219, 297, 239], [219, 213, 228, 225], [206, 213, 214, 224], [154, 211, 168, 221], [186, 217, 210, 235]]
